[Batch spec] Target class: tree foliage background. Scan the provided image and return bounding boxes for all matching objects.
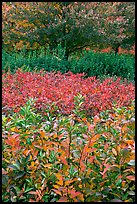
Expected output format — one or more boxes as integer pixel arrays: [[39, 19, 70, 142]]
[[2, 2, 135, 57]]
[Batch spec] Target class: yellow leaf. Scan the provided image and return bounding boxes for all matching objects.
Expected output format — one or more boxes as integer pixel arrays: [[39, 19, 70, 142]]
[[53, 184, 61, 189], [77, 193, 84, 202], [11, 127, 19, 132], [4, 159, 10, 163], [112, 148, 117, 156], [31, 161, 35, 167], [53, 134, 58, 139], [43, 164, 52, 168]]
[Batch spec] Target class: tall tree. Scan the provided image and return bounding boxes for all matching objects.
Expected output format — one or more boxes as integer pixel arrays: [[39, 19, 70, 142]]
[[2, 2, 135, 56], [94, 2, 135, 54]]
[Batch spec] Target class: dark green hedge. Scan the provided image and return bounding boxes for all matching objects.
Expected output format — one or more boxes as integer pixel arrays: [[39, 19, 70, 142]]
[[2, 45, 135, 81]]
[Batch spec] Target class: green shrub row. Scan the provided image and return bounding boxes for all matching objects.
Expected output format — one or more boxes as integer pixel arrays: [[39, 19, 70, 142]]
[[2, 44, 135, 81]]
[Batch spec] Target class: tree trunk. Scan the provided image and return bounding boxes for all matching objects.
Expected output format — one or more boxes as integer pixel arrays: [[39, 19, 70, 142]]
[[114, 43, 120, 55]]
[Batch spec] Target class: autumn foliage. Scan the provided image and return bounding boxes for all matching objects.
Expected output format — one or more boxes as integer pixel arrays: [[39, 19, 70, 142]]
[[2, 70, 134, 116], [2, 70, 135, 202]]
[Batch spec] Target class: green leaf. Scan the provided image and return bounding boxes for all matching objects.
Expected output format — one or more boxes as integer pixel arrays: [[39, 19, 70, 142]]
[[8, 164, 19, 171], [116, 179, 122, 186], [24, 187, 34, 193], [15, 160, 21, 170], [127, 160, 135, 166], [15, 171, 25, 180], [41, 171, 47, 178], [2, 174, 9, 185], [24, 154, 30, 164], [127, 191, 135, 196]]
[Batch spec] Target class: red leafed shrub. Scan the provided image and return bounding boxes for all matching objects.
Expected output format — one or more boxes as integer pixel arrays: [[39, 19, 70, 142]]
[[2, 69, 135, 116]]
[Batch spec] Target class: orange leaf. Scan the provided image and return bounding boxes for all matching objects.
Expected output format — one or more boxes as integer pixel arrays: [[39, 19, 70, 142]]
[[65, 178, 77, 186], [125, 140, 134, 146], [82, 117, 87, 122], [116, 146, 121, 153], [126, 175, 135, 181], [40, 130, 45, 136], [60, 157, 68, 165], [56, 180, 63, 186], [56, 173, 64, 186], [40, 130, 48, 140], [23, 149, 31, 156]]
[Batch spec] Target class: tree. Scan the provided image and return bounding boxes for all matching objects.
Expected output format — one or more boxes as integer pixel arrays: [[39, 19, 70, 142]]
[[94, 2, 135, 54], [2, 2, 135, 56]]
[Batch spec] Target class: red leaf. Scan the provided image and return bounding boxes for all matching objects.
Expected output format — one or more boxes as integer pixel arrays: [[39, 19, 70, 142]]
[[68, 189, 81, 198], [126, 175, 135, 181], [80, 160, 86, 171], [88, 156, 95, 163], [100, 163, 111, 178], [52, 189, 62, 196]]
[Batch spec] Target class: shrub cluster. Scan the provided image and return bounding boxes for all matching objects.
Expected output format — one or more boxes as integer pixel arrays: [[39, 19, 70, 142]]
[[2, 96, 135, 202], [2, 70, 135, 117], [2, 45, 135, 81]]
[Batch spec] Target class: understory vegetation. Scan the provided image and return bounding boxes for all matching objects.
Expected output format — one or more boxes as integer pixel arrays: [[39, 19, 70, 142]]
[[2, 45, 135, 82], [2, 67, 135, 202]]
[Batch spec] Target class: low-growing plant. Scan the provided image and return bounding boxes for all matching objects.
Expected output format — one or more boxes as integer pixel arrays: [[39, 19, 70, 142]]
[[2, 70, 135, 117], [2, 97, 135, 202], [2, 45, 135, 81]]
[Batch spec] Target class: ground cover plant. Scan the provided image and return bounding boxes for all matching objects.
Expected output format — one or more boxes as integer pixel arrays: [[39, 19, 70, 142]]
[[2, 69, 134, 117], [2, 70, 135, 202]]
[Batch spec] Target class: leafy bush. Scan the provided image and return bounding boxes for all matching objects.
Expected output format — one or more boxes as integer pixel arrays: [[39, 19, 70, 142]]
[[2, 70, 135, 117], [2, 44, 135, 81], [2, 97, 135, 202], [2, 45, 69, 74], [70, 50, 135, 81]]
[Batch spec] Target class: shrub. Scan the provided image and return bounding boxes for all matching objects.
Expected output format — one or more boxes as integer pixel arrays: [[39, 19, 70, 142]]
[[2, 45, 135, 81], [2, 97, 135, 202], [2, 70, 135, 117]]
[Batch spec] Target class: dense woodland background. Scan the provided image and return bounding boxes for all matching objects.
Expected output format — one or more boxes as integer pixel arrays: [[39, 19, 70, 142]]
[[2, 2, 135, 56]]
